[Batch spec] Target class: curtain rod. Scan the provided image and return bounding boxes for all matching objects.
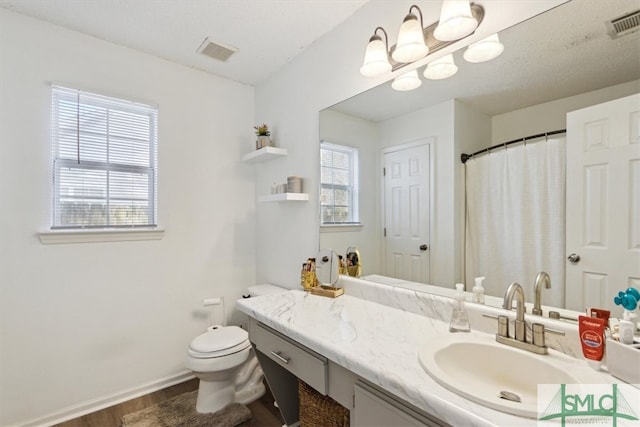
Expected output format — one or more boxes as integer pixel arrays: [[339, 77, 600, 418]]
[[460, 129, 566, 164]]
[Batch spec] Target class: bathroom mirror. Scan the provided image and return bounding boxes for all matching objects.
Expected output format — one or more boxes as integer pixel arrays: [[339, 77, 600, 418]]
[[316, 249, 340, 286], [319, 0, 640, 310]]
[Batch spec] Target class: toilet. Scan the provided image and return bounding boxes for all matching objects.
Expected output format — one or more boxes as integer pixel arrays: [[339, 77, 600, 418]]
[[185, 284, 287, 413]]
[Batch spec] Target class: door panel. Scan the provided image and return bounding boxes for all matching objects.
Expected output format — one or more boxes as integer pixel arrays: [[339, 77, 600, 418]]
[[566, 94, 640, 312], [383, 142, 431, 283]]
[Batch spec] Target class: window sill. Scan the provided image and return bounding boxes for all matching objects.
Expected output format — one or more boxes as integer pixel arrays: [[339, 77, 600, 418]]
[[38, 228, 165, 244], [320, 223, 363, 232]]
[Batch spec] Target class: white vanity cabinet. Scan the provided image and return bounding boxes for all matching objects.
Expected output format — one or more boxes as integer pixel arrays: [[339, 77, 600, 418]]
[[247, 319, 447, 427], [353, 381, 445, 427], [248, 319, 327, 426], [249, 319, 327, 393]]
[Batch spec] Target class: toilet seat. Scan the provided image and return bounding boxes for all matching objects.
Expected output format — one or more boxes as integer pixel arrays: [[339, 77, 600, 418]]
[[188, 340, 251, 358], [188, 326, 251, 359]]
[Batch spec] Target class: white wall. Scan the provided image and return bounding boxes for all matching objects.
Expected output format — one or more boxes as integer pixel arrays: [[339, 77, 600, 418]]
[[453, 101, 491, 286], [319, 109, 379, 272], [492, 80, 640, 144], [253, 0, 561, 289], [0, 9, 255, 426]]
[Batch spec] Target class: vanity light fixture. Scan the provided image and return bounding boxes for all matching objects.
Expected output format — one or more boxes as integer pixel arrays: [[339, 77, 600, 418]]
[[360, 2, 496, 91], [434, 1, 478, 42], [392, 5, 429, 63], [423, 53, 458, 80], [360, 1, 484, 78], [391, 69, 422, 91], [463, 33, 504, 63], [360, 27, 392, 77]]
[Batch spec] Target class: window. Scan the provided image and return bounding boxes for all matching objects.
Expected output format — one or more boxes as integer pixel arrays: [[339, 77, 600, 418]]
[[50, 86, 158, 229], [320, 142, 359, 225]]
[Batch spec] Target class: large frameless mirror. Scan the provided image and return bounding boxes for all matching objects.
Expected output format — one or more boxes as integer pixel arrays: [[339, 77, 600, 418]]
[[319, 0, 640, 312]]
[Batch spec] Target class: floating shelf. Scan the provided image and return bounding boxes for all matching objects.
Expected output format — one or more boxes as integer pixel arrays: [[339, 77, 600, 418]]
[[242, 146, 288, 163], [259, 193, 309, 203]]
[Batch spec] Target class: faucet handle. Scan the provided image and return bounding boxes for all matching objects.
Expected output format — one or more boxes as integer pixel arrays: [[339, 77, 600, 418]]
[[497, 315, 509, 337], [532, 323, 546, 348]]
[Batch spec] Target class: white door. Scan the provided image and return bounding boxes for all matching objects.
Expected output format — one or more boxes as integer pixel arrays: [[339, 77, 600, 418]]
[[565, 94, 640, 312], [382, 141, 430, 283]]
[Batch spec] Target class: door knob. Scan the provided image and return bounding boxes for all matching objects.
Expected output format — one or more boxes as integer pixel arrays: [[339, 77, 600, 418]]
[[419, 244, 428, 251], [567, 253, 580, 264]]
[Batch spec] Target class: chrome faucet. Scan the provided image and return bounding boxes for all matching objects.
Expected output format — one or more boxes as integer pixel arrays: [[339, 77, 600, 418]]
[[532, 271, 551, 316], [496, 282, 548, 355]]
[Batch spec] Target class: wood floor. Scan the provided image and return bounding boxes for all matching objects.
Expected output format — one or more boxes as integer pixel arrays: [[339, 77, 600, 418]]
[[55, 378, 284, 427]]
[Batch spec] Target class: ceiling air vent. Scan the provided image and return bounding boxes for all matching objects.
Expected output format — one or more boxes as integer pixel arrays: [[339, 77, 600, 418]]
[[197, 37, 238, 62], [606, 9, 640, 39]]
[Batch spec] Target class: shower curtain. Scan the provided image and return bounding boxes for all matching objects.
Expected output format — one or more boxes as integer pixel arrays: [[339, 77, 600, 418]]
[[465, 136, 566, 307]]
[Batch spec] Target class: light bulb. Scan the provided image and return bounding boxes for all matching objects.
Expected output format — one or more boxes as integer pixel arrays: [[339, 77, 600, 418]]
[[423, 54, 458, 80], [391, 70, 422, 91], [360, 35, 391, 77], [434, 1, 478, 42], [392, 14, 428, 63], [463, 33, 504, 63]]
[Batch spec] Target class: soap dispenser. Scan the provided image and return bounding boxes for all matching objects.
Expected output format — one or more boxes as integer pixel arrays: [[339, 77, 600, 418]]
[[449, 283, 471, 333], [472, 276, 486, 304]]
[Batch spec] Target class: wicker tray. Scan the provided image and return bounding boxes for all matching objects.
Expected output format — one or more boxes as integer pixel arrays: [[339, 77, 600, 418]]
[[299, 379, 350, 427], [309, 285, 344, 298]]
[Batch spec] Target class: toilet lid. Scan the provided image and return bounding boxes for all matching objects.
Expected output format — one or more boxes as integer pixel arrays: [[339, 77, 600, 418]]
[[189, 326, 248, 354]]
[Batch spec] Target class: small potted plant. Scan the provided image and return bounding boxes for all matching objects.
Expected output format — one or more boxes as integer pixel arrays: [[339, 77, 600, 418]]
[[254, 123, 273, 150]]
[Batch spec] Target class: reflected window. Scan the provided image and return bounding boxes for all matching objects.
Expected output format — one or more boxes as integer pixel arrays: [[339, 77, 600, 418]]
[[320, 142, 359, 225], [50, 86, 158, 229]]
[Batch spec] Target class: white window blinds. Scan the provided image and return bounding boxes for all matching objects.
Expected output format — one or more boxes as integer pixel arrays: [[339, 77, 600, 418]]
[[320, 142, 360, 225], [51, 86, 158, 229]]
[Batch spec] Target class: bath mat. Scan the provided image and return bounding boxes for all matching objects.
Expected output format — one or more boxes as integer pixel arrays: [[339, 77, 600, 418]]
[[121, 390, 252, 427]]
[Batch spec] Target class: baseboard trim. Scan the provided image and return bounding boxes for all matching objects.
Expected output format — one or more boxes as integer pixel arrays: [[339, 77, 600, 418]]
[[17, 370, 195, 427]]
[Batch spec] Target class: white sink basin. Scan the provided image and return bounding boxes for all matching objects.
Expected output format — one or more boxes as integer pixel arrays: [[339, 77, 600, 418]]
[[418, 333, 579, 418]]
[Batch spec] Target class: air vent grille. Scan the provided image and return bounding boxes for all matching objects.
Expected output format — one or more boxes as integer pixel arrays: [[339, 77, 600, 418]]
[[606, 9, 640, 39], [197, 38, 238, 62]]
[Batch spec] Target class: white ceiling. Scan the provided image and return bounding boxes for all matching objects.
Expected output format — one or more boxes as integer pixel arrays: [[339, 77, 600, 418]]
[[0, 0, 368, 86], [331, 0, 640, 121], [1, 0, 637, 117]]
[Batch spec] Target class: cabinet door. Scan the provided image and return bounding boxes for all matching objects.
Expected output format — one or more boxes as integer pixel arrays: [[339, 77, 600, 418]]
[[353, 382, 446, 427], [249, 319, 327, 393]]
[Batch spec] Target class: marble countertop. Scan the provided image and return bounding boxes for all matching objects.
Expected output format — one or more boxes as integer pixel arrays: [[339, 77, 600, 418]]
[[236, 289, 615, 427]]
